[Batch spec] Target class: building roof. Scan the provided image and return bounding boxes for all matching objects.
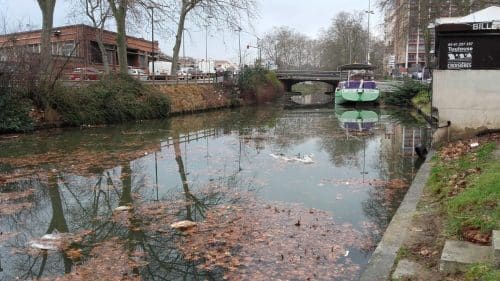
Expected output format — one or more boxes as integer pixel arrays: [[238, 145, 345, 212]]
[[0, 24, 157, 46], [434, 6, 500, 25]]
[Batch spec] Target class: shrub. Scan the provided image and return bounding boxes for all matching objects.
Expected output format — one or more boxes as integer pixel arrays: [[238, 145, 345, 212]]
[[0, 90, 34, 133], [0, 73, 34, 133], [412, 90, 431, 106], [238, 67, 284, 103], [49, 75, 170, 126], [384, 79, 430, 106]]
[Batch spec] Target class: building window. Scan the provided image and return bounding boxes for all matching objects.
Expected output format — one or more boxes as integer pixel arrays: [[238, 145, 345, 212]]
[[62, 41, 76, 56], [27, 44, 40, 53], [90, 41, 102, 63], [52, 41, 76, 56], [138, 52, 147, 68]]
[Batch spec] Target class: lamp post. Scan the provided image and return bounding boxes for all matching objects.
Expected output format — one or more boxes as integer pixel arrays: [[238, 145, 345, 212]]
[[347, 26, 353, 64], [235, 26, 242, 68], [257, 38, 262, 67], [204, 24, 209, 62], [148, 6, 155, 82], [239, 28, 261, 67], [182, 28, 186, 69], [365, 0, 374, 64]]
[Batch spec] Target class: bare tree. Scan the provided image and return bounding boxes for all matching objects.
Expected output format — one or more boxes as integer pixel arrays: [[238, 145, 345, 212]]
[[107, 0, 129, 74], [36, 0, 57, 73], [318, 11, 368, 70], [167, 0, 257, 74], [261, 27, 319, 70], [0, 5, 9, 35], [72, 0, 112, 74]]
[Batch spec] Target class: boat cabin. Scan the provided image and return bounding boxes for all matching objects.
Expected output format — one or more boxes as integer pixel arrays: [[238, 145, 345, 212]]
[[337, 81, 377, 89]]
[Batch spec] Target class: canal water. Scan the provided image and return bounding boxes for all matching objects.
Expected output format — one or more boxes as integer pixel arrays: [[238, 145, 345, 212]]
[[0, 105, 431, 280]]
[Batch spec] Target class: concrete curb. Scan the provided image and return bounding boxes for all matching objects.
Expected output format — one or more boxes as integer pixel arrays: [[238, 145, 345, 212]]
[[359, 151, 435, 281]]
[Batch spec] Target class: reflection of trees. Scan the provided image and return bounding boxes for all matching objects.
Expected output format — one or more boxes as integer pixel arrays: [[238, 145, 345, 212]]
[[361, 120, 432, 247], [46, 173, 72, 274], [0, 105, 286, 280], [4, 173, 73, 280], [322, 135, 367, 167], [2, 105, 437, 279], [173, 137, 207, 222]]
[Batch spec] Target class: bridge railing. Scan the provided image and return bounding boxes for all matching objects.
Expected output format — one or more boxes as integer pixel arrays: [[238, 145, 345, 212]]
[[275, 70, 347, 80]]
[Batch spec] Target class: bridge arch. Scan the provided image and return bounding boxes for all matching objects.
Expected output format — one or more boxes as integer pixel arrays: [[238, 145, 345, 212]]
[[276, 70, 345, 92]]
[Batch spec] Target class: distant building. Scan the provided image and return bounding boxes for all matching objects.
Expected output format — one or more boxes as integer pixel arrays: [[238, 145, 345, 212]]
[[383, 0, 497, 76], [0, 24, 162, 73], [178, 57, 197, 69]]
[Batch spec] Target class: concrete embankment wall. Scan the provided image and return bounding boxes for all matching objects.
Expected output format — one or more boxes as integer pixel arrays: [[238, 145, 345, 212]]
[[433, 70, 500, 141], [155, 84, 234, 114]]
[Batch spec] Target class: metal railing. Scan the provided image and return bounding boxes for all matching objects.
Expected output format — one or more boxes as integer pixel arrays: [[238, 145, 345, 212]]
[[275, 70, 345, 80], [61, 76, 225, 87]]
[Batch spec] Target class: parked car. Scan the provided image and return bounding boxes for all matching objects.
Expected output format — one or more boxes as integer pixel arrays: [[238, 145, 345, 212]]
[[128, 68, 148, 81], [177, 70, 192, 80], [68, 67, 101, 81], [188, 68, 206, 79]]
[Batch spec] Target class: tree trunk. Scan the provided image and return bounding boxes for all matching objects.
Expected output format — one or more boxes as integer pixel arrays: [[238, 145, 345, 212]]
[[37, 0, 56, 75], [170, 5, 188, 75], [115, 4, 128, 75], [173, 136, 193, 221], [96, 32, 110, 74]]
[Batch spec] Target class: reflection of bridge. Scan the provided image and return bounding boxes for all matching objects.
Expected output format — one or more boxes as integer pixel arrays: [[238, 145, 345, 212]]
[[276, 70, 346, 92]]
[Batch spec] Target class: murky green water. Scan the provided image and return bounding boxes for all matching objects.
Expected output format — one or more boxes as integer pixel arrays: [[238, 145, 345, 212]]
[[0, 105, 431, 280]]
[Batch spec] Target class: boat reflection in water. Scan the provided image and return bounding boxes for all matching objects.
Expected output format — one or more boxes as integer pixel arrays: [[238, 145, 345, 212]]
[[336, 108, 380, 134]]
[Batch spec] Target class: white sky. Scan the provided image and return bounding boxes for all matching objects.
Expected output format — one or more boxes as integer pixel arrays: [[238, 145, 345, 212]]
[[0, 0, 383, 64]]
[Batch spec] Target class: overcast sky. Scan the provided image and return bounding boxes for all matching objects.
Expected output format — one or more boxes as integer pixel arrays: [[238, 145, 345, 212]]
[[0, 0, 383, 64]]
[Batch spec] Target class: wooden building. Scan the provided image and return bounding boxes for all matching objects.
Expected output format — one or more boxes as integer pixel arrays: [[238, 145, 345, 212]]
[[0, 24, 161, 73]]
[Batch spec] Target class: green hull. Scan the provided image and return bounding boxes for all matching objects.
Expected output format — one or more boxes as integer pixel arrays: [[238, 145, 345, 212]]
[[334, 88, 380, 104], [338, 110, 379, 123]]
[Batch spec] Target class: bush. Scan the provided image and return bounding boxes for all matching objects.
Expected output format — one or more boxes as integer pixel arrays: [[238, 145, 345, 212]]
[[0, 91, 34, 133], [238, 67, 284, 103], [384, 79, 430, 106], [49, 75, 170, 126], [412, 90, 431, 106], [0, 74, 34, 133]]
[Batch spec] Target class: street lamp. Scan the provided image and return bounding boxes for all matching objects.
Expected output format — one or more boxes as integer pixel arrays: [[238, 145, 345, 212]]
[[365, 0, 374, 64], [204, 24, 209, 62], [238, 28, 261, 67], [148, 6, 155, 82], [182, 28, 186, 70], [246, 41, 261, 67], [204, 16, 213, 63], [346, 26, 353, 64], [235, 26, 242, 68]]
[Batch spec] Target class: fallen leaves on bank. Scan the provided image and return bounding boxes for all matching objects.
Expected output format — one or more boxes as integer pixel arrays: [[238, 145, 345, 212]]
[[439, 141, 472, 161]]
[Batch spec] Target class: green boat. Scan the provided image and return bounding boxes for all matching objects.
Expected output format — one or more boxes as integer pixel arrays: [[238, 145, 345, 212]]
[[335, 64, 380, 105]]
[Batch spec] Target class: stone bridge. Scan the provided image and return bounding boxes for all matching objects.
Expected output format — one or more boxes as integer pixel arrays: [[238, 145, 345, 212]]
[[275, 70, 346, 92]]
